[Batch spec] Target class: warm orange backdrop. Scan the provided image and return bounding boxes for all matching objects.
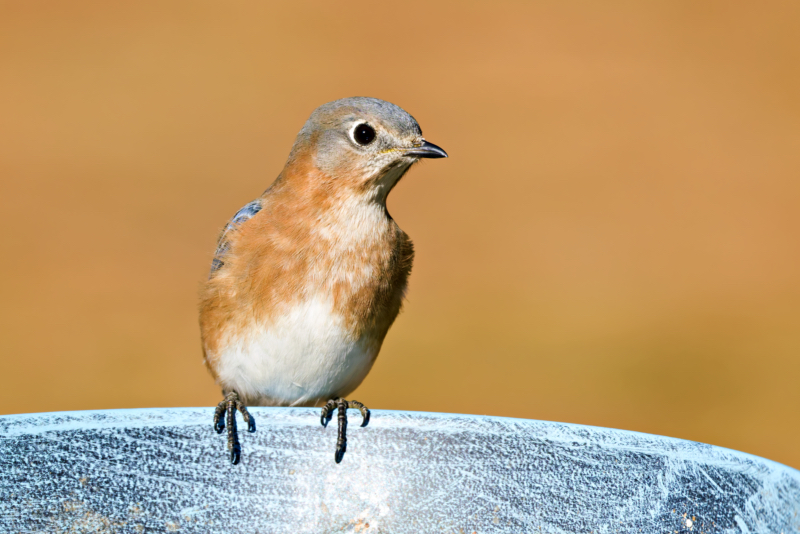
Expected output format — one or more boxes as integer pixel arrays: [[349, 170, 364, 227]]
[[1, 2, 798, 469]]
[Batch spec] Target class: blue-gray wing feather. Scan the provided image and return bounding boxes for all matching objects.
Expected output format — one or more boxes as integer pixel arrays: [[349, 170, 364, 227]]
[[209, 199, 263, 277]]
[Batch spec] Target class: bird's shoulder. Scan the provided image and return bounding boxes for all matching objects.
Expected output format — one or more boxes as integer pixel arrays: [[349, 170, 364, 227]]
[[209, 199, 263, 277]]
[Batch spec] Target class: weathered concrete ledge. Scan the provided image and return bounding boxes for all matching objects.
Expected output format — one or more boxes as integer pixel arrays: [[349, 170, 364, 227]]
[[1, 408, 798, 533]]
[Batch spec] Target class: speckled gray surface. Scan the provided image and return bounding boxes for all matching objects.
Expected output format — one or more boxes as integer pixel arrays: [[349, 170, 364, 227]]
[[0, 408, 798, 533]]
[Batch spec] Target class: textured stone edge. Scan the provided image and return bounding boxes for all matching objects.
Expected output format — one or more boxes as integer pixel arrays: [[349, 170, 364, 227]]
[[1, 407, 798, 481]]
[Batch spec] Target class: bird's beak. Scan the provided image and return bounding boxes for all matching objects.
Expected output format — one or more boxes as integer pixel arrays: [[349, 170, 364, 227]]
[[404, 141, 448, 159]]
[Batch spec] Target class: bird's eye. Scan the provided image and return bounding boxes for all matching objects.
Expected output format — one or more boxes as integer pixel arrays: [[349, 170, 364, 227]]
[[352, 123, 376, 146]]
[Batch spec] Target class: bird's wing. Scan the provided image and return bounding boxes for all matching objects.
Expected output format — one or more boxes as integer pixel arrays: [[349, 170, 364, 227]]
[[209, 199, 263, 277]]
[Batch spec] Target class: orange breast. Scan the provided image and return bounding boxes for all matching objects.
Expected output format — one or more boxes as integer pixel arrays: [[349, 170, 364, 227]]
[[199, 159, 414, 383]]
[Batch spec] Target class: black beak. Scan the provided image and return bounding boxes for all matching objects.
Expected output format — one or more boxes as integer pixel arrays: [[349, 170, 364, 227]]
[[404, 141, 448, 159]]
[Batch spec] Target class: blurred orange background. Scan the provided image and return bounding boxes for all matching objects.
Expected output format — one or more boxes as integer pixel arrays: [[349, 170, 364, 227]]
[[1, 2, 798, 469]]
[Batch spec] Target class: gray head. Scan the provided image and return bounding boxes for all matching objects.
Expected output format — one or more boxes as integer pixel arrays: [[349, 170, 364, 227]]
[[286, 97, 447, 201]]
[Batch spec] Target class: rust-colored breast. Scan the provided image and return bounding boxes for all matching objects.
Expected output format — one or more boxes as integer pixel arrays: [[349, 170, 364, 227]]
[[199, 160, 414, 379]]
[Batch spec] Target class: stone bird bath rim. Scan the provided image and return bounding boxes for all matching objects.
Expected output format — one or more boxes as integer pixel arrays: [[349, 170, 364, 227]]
[[0, 407, 798, 533]]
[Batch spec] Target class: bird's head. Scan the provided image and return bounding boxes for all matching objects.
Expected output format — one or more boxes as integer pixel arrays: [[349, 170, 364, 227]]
[[284, 97, 447, 203]]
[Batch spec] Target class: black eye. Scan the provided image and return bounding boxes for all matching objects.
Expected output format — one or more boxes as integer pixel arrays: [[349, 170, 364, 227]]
[[353, 123, 376, 146]]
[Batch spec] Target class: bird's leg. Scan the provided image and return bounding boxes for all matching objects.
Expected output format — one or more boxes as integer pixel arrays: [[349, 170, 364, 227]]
[[335, 398, 348, 463], [212, 391, 256, 465], [320, 398, 370, 464]]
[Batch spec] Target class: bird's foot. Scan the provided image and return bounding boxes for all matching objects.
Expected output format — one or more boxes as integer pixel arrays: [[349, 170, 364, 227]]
[[213, 391, 256, 465], [320, 398, 370, 464]]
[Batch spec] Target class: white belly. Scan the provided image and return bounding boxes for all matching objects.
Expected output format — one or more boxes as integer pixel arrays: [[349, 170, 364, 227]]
[[213, 297, 376, 406]]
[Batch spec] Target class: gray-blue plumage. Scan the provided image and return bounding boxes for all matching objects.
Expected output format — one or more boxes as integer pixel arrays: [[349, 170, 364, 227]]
[[210, 199, 263, 276]]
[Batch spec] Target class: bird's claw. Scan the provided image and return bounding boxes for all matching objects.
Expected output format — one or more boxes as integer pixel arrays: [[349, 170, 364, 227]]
[[212, 391, 256, 465], [320, 398, 370, 464]]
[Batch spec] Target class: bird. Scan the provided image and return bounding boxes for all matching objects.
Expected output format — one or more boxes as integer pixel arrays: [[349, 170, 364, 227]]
[[199, 97, 447, 464]]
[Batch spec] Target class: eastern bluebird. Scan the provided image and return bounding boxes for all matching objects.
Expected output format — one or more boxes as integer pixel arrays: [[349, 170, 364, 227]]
[[199, 97, 447, 464]]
